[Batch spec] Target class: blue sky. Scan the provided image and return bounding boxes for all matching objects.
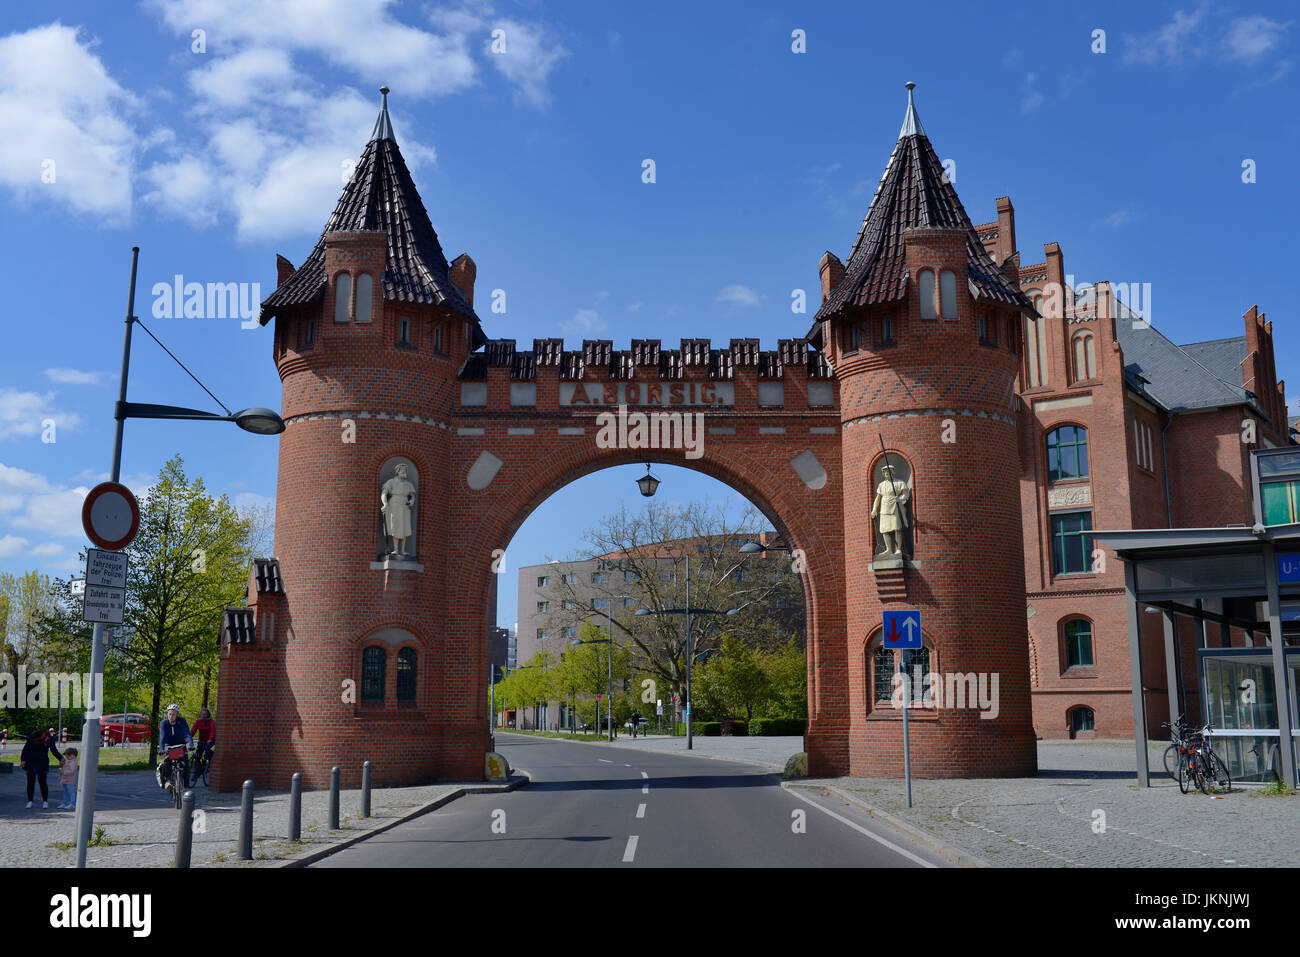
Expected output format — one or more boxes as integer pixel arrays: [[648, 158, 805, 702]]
[[1, 1, 1296, 629]]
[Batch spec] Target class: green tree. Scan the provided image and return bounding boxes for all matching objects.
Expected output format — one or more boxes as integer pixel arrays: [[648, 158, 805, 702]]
[[761, 639, 807, 719]]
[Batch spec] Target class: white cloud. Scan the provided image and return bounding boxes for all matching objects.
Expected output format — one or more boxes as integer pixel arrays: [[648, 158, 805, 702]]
[[0, 389, 81, 440], [44, 368, 108, 386], [480, 18, 570, 108], [1223, 16, 1287, 64], [626, 302, 643, 313], [1100, 209, 1133, 227], [0, 462, 90, 544], [1123, 4, 1211, 64], [717, 285, 763, 308], [0, 23, 138, 221], [234, 491, 274, 513], [1020, 73, 1044, 113], [561, 308, 606, 335], [0, 534, 28, 559]]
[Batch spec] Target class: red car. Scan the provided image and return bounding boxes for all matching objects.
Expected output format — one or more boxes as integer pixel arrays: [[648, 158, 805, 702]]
[[101, 713, 151, 745]]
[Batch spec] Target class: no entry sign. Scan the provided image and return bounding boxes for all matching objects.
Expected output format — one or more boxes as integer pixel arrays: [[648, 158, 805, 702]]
[[82, 482, 139, 552]]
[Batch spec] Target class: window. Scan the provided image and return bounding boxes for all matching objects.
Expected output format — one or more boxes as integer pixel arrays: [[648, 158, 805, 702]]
[[562, 573, 577, 585], [1072, 332, 1096, 380], [433, 324, 443, 353], [978, 315, 991, 345], [843, 323, 863, 354], [563, 626, 577, 640], [1050, 511, 1094, 575], [399, 316, 411, 345], [624, 570, 639, 582], [1262, 479, 1300, 525], [537, 576, 550, 588], [1046, 425, 1089, 482], [1063, 619, 1094, 668], [396, 648, 417, 701], [593, 598, 610, 611], [303, 317, 315, 348], [918, 269, 936, 319], [1025, 308, 1048, 387], [696, 545, 707, 554], [623, 598, 637, 608], [536, 628, 547, 641], [361, 646, 385, 701], [334, 272, 351, 323], [1069, 706, 1095, 734], [873, 646, 895, 703], [355, 273, 372, 322], [592, 571, 609, 583], [661, 571, 674, 583], [880, 316, 895, 344], [1134, 420, 1154, 471], [939, 270, 957, 318], [536, 601, 550, 613], [562, 600, 576, 611]]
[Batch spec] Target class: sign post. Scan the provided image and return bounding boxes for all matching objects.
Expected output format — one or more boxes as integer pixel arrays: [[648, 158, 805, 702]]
[[883, 609, 922, 808]]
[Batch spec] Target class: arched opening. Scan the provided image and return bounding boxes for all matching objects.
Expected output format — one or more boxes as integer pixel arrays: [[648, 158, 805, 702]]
[[485, 459, 822, 741]]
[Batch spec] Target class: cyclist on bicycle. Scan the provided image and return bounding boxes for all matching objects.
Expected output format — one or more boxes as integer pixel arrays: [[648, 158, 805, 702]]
[[189, 707, 216, 785], [157, 704, 192, 795]]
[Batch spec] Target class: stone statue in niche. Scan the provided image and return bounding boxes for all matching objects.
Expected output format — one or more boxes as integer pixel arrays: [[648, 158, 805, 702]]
[[871, 460, 912, 557], [380, 464, 416, 558]]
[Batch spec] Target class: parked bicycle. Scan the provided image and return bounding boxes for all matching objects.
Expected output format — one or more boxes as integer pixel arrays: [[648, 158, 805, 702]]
[[1161, 716, 1193, 783], [1195, 726, 1231, 794]]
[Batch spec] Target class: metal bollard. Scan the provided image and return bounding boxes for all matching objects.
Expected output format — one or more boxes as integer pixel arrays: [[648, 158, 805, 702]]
[[238, 779, 254, 860], [361, 761, 371, 818], [174, 790, 195, 868], [328, 766, 340, 829], [288, 772, 302, 842]]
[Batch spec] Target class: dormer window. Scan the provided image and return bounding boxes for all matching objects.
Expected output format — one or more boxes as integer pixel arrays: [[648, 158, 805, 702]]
[[939, 270, 957, 319], [355, 273, 373, 322], [918, 270, 937, 319], [399, 316, 411, 345], [880, 315, 895, 345], [334, 273, 351, 323]]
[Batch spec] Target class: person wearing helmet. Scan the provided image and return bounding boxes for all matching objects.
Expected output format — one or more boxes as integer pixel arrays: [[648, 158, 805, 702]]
[[156, 704, 192, 796]]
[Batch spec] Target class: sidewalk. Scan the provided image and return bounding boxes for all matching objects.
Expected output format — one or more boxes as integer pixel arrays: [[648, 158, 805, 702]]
[[1, 767, 525, 868], [499, 731, 802, 771], [797, 739, 1299, 868]]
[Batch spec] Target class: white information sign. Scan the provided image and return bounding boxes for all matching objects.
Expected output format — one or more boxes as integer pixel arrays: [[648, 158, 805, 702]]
[[82, 585, 125, 624], [85, 549, 128, 589]]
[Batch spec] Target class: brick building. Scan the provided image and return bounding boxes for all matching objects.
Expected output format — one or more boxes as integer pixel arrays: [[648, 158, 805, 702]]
[[211, 85, 1288, 790]]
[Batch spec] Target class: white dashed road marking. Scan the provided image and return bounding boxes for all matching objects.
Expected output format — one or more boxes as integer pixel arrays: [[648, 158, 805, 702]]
[[636, 803, 646, 818], [598, 759, 612, 764], [623, 835, 638, 862]]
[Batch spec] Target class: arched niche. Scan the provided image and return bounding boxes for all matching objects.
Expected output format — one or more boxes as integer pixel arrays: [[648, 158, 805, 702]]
[[377, 457, 419, 560]]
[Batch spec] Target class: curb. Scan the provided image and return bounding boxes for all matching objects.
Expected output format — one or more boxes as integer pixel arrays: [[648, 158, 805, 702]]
[[782, 781, 990, 869], [270, 772, 530, 868]]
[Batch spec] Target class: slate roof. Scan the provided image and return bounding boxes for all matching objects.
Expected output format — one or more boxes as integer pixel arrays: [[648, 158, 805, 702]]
[[1071, 285, 1255, 414], [810, 86, 1033, 342], [260, 90, 483, 343]]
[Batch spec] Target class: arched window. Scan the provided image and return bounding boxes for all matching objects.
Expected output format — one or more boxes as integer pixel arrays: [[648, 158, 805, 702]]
[[918, 269, 936, 319], [334, 272, 351, 323], [1068, 706, 1095, 735], [868, 636, 932, 711], [1046, 425, 1089, 482], [396, 648, 417, 701], [939, 269, 957, 318], [1063, 618, 1094, 668], [1072, 332, 1096, 380], [872, 645, 895, 704], [1025, 295, 1048, 386], [355, 273, 373, 323], [361, 646, 386, 701]]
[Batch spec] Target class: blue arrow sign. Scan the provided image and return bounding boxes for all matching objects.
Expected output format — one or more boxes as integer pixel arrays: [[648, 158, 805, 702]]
[[882, 610, 922, 649], [1279, 553, 1300, 584]]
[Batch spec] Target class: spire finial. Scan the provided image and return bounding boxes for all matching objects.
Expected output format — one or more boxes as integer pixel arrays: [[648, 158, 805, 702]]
[[899, 81, 924, 138], [370, 86, 395, 142]]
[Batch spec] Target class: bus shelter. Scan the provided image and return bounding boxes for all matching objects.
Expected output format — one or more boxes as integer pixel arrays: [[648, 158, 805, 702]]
[[1095, 447, 1300, 788]]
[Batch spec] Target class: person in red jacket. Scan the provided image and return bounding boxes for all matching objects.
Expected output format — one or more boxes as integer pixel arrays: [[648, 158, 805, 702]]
[[189, 707, 216, 787]]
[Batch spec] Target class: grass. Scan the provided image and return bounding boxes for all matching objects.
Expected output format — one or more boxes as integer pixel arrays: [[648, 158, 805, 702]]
[[1247, 778, 1297, 798], [498, 729, 613, 742], [1, 746, 153, 772]]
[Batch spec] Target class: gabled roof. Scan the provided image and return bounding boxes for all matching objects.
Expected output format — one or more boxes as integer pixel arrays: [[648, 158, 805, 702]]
[[260, 88, 482, 340], [811, 85, 1033, 340], [1072, 285, 1255, 414]]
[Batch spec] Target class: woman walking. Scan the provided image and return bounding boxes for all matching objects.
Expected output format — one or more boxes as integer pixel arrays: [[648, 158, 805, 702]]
[[20, 729, 63, 809]]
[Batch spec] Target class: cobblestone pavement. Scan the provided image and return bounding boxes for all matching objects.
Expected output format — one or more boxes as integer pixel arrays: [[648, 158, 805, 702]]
[[0, 767, 519, 868], [800, 739, 1299, 868], [504, 732, 803, 771]]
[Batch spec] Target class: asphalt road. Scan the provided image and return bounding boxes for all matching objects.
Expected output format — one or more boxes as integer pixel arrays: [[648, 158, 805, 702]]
[[313, 733, 953, 868]]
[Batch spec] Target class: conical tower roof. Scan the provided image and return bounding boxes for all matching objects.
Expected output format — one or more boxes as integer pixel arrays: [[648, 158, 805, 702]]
[[261, 88, 482, 339], [811, 84, 1032, 340]]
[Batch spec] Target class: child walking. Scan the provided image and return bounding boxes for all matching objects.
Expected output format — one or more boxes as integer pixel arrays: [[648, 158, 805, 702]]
[[58, 747, 78, 809]]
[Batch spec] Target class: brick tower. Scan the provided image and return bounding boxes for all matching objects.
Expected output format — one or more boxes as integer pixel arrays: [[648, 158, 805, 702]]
[[811, 85, 1038, 776], [213, 89, 488, 790]]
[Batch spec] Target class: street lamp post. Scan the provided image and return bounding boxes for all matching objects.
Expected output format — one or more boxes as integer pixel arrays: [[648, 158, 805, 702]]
[[635, 553, 739, 750], [74, 247, 284, 869]]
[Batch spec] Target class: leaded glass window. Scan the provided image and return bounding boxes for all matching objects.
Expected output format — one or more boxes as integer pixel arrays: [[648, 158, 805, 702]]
[[361, 646, 386, 701], [396, 648, 417, 701]]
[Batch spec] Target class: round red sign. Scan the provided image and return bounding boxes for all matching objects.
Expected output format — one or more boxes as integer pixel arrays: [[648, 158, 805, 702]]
[[82, 482, 140, 552]]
